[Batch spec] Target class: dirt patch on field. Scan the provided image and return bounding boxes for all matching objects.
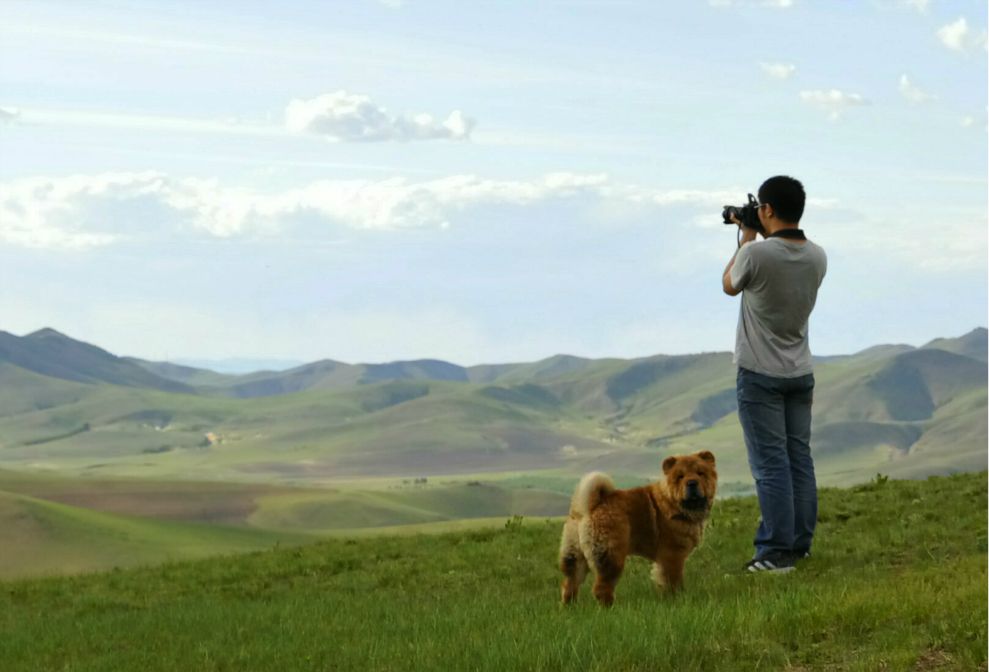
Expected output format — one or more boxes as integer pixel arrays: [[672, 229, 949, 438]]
[[1, 480, 293, 525], [912, 648, 954, 671]]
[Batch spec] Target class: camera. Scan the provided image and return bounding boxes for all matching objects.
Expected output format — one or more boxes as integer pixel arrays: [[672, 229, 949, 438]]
[[722, 194, 765, 235]]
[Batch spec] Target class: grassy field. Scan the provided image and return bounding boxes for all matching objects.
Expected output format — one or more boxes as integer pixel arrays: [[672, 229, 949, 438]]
[[1, 472, 985, 671], [0, 469, 576, 577], [0, 488, 314, 578]]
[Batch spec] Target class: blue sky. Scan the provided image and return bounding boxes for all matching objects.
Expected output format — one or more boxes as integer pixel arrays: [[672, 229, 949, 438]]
[[0, 0, 986, 366]]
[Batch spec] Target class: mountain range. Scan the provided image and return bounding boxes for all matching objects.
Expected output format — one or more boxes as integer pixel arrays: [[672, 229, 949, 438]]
[[0, 326, 985, 489]]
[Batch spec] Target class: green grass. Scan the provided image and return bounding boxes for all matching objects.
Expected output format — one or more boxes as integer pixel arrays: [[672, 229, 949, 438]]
[[0, 488, 312, 579], [249, 482, 568, 532], [1, 472, 984, 671], [0, 470, 575, 576]]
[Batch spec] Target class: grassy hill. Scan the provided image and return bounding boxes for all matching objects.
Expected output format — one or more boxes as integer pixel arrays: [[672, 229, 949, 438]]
[[0, 328, 192, 393], [0, 472, 984, 671], [0, 333, 983, 487], [0, 326, 983, 542], [0, 488, 311, 578], [922, 327, 988, 362], [123, 358, 242, 388], [0, 469, 572, 578]]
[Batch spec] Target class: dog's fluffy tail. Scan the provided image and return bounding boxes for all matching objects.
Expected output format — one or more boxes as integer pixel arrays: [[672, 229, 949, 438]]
[[571, 472, 616, 516]]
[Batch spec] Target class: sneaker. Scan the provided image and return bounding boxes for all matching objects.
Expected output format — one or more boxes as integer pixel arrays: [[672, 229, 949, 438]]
[[744, 554, 796, 574]]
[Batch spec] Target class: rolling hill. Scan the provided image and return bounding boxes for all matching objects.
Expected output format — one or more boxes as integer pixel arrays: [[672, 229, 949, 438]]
[[0, 486, 309, 578], [0, 326, 984, 579], [0, 328, 192, 393], [0, 468, 569, 577], [0, 326, 984, 488]]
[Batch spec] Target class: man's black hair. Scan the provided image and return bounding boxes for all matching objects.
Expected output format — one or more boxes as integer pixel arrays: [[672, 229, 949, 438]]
[[758, 175, 805, 224]]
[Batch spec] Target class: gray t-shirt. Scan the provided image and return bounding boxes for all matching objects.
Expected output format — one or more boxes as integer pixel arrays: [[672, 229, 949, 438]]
[[730, 237, 827, 378]]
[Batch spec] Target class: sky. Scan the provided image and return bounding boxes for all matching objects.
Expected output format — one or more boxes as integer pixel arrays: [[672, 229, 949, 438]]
[[0, 0, 986, 367]]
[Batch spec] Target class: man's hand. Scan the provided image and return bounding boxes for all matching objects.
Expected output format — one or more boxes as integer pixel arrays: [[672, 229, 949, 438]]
[[723, 223, 756, 296], [728, 213, 758, 245]]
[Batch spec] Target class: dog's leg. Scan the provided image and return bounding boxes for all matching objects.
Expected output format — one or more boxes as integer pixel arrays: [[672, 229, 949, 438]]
[[580, 514, 628, 607], [559, 518, 588, 604], [591, 549, 625, 607], [650, 562, 667, 590], [657, 550, 687, 593], [560, 552, 588, 604]]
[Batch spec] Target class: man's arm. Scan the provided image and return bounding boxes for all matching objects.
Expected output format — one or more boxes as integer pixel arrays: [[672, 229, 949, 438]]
[[722, 226, 758, 296]]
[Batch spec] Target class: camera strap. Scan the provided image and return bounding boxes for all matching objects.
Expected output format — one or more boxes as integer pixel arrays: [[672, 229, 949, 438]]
[[768, 229, 806, 241]]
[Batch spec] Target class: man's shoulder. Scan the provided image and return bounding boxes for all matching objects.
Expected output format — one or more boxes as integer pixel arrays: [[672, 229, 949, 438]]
[[761, 236, 827, 256], [804, 238, 828, 261], [745, 238, 784, 257], [740, 239, 771, 254]]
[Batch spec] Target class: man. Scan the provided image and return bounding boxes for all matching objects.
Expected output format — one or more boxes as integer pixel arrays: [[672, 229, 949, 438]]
[[722, 175, 827, 573]]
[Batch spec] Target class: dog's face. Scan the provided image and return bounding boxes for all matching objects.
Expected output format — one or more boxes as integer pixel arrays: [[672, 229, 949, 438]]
[[662, 451, 718, 515]]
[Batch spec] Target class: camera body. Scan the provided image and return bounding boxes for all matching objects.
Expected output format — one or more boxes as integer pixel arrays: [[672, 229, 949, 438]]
[[722, 193, 765, 236]]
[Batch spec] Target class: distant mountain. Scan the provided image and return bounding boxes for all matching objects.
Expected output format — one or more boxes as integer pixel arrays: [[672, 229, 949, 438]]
[[467, 354, 604, 385], [140, 353, 603, 399], [220, 359, 359, 397], [813, 329, 986, 369], [813, 348, 986, 423], [0, 326, 983, 487], [814, 343, 916, 365], [922, 327, 987, 363], [6, 327, 985, 407], [130, 329, 986, 401], [173, 358, 307, 374], [0, 329, 192, 394], [0, 362, 93, 418], [124, 358, 240, 388], [210, 358, 468, 398]]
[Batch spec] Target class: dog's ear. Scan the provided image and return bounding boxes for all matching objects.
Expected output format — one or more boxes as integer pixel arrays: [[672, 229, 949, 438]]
[[697, 450, 716, 465], [662, 456, 678, 474]]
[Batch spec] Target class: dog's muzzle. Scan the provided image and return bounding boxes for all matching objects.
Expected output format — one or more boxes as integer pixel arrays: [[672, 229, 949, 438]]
[[682, 481, 708, 511], [681, 495, 708, 512]]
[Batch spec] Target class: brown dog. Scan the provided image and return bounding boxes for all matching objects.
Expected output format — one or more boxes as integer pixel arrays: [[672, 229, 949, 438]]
[[558, 450, 717, 606]]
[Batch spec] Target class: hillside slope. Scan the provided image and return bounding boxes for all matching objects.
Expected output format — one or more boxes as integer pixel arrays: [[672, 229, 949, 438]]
[[922, 327, 988, 362], [0, 328, 983, 487], [0, 489, 309, 578], [0, 469, 570, 578], [0, 329, 192, 393]]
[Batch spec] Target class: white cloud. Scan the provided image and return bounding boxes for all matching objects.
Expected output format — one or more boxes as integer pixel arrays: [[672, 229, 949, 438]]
[[960, 116, 975, 127], [799, 89, 869, 120], [898, 74, 935, 104], [0, 107, 20, 123], [903, 0, 930, 13], [936, 17, 969, 51], [760, 62, 796, 79], [285, 91, 475, 142], [0, 172, 745, 249]]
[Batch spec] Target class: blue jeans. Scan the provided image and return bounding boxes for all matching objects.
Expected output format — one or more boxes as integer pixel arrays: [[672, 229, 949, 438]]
[[736, 367, 817, 560]]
